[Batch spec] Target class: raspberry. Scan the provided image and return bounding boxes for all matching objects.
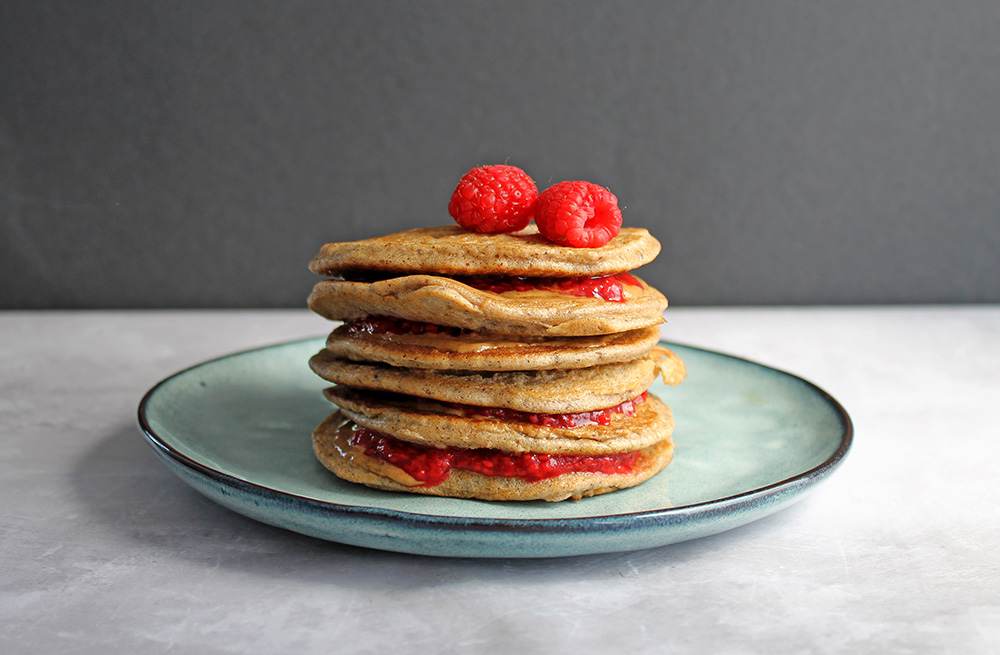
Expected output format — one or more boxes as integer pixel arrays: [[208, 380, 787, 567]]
[[535, 181, 623, 248], [448, 165, 538, 234]]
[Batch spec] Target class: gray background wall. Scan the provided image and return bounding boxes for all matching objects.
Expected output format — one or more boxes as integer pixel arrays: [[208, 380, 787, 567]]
[[2, 0, 998, 309]]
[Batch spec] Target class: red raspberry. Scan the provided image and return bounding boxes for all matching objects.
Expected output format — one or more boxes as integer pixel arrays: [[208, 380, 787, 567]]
[[535, 181, 622, 248], [448, 165, 538, 233]]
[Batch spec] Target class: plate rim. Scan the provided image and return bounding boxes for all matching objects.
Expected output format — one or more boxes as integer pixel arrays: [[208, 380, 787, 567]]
[[137, 336, 853, 534]]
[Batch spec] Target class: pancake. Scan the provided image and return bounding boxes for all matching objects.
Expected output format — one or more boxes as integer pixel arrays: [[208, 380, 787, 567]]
[[309, 224, 661, 278], [306, 215, 683, 502], [323, 323, 663, 370], [312, 412, 675, 502], [307, 273, 667, 337], [323, 386, 675, 455], [309, 347, 686, 414]]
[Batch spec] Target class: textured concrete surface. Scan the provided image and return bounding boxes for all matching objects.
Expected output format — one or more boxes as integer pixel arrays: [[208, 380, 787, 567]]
[[1, 307, 998, 653]]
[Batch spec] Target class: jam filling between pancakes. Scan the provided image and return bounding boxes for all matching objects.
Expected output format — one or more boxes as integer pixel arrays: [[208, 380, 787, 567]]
[[450, 392, 648, 428], [342, 271, 642, 301], [350, 427, 641, 486], [337, 271, 651, 486], [345, 315, 471, 337], [342, 272, 642, 341], [457, 272, 641, 301]]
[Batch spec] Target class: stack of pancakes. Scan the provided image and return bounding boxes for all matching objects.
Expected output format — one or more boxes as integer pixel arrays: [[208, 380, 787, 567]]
[[307, 224, 685, 502]]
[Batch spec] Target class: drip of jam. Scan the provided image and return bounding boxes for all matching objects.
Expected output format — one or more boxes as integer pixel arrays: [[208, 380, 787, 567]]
[[452, 392, 647, 428], [344, 315, 471, 337], [350, 428, 641, 486], [457, 272, 641, 302]]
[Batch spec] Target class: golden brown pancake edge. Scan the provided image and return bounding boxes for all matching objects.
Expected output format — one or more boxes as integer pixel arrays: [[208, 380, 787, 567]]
[[322, 324, 663, 370], [307, 274, 668, 337], [324, 385, 675, 454], [308, 348, 685, 414], [309, 224, 661, 278]]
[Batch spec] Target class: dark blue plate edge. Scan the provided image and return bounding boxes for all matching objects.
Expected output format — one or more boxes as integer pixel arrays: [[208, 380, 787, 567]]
[[137, 336, 853, 536]]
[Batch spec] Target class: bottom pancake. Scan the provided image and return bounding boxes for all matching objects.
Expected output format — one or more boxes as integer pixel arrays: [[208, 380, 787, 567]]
[[312, 412, 675, 502]]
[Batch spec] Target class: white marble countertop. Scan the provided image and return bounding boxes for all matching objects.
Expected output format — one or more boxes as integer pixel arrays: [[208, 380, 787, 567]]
[[2, 307, 998, 654]]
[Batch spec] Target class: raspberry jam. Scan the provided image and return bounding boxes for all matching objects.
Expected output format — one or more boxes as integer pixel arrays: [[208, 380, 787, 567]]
[[350, 427, 641, 486], [458, 272, 641, 302], [344, 315, 471, 337], [454, 393, 647, 428]]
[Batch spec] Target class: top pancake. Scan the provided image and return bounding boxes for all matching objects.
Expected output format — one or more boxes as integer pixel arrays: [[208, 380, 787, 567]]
[[309, 224, 661, 278]]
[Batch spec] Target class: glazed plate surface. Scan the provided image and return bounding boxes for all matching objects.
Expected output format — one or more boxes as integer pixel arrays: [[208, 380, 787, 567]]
[[138, 337, 852, 558]]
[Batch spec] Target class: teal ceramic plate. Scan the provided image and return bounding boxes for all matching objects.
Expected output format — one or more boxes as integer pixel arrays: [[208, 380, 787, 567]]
[[138, 338, 851, 558]]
